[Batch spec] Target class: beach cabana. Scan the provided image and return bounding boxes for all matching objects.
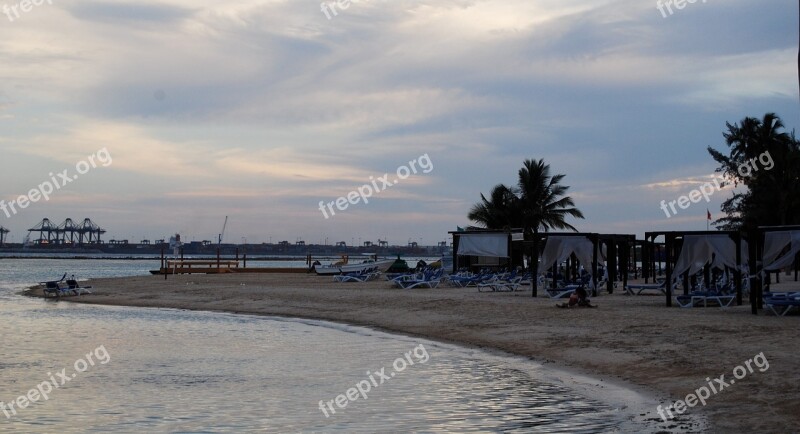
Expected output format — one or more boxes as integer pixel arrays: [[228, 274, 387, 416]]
[[747, 225, 800, 314], [528, 233, 600, 297], [449, 229, 525, 273], [760, 230, 800, 274], [647, 231, 747, 308], [672, 235, 748, 279]]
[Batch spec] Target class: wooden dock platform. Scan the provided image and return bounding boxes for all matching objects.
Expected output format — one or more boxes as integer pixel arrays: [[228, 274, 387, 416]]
[[151, 259, 309, 275]]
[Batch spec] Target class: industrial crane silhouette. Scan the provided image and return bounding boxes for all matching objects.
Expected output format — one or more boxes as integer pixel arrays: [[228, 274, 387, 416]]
[[218, 216, 228, 245]]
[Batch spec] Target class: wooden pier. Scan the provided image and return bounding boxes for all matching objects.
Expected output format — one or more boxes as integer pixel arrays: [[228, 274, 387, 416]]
[[152, 248, 312, 275], [159, 259, 240, 274]]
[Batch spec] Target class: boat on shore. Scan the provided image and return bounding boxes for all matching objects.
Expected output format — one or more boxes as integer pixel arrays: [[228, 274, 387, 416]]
[[314, 254, 394, 276]]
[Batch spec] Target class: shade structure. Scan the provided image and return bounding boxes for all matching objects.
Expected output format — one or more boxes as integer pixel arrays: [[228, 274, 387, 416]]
[[539, 236, 596, 273], [648, 231, 746, 309], [456, 233, 509, 258], [762, 230, 800, 271], [672, 234, 748, 279], [539, 236, 600, 292]]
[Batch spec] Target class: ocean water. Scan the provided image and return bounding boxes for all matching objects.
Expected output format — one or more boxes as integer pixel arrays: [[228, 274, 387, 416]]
[[0, 257, 654, 433]]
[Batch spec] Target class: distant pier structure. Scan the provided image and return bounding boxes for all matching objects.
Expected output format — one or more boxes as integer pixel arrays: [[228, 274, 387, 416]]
[[28, 218, 106, 245], [0, 226, 9, 245]]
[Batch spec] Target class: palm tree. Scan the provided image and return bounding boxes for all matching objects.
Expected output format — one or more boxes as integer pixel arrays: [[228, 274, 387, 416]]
[[467, 184, 522, 230], [467, 159, 584, 234], [707, 113, 800, 230], [516, 159, 584, 235]]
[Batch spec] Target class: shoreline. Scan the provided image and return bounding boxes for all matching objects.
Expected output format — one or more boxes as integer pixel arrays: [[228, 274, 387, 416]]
[[266, 315, 705, 433], [29, 273, 800, 432], [22, 299, 687, 432]]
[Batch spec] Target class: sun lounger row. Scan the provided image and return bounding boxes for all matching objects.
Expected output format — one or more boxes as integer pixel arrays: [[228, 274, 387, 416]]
[[390, 268, 444, 289], [449, 269, 532, 290], [477, 271, 529, 292], [448, 270, 498, 287]]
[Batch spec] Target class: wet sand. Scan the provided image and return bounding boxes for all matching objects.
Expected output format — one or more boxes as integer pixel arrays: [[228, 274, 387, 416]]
[[30, 273, 800, 432]]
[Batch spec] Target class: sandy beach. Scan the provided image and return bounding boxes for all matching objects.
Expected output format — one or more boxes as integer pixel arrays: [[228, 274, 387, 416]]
[[30, 273, 799, 432]]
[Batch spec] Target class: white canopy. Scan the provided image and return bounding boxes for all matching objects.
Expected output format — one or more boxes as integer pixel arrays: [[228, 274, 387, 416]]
[[762, 231, 800, 271], [457, 233, 509, 258], [672, 235, 748, 278], [539, 236, 597, 275]]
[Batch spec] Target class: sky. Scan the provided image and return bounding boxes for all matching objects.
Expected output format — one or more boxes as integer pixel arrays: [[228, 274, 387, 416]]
[[0, 0, 798, 246]]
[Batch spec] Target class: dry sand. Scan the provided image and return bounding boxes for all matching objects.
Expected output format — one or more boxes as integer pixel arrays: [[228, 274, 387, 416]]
[[28, 273, 800, 432]]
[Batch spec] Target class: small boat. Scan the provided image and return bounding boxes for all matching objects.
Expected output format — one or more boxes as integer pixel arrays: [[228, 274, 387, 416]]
[[313, 265, 343, 276], [314, 254, 394, 276], [313, 254, 350, 276], [339, 259, 394, 274]]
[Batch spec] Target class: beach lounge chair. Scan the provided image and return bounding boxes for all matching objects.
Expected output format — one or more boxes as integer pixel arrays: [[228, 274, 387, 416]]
[[391, 273, 416, 287], [66, 279, 92, 295], [334, 267, 380, 282], [546, 284, 581, 299], [389, 269, 431, 287], [395, 268, 443, 289], [42, 281, 71, 298], [763, 292, 800, 316], [624, 280, 667, 296], [478, 271, 523, 292], [481, 277, 524, 292], [674, 288, 736, 308], [448, 270, 493, 288], [384, 272, 408, 281]]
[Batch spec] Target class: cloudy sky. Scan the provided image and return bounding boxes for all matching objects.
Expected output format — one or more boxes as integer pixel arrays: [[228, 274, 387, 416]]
[[1, 0, 798, 246]]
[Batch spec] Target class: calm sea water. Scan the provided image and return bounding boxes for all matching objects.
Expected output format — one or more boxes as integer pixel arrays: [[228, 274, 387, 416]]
[[0, 257, 655, 433]]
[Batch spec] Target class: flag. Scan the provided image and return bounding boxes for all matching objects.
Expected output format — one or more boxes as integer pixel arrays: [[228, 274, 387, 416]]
[[707, 209, 711, 220]]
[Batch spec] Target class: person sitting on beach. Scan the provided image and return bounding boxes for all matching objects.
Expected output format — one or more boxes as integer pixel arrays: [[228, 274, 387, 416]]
[[556, 286, 596, 308]]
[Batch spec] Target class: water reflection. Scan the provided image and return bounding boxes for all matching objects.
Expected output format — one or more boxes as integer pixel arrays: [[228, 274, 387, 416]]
[[0, 259, 635, 433]]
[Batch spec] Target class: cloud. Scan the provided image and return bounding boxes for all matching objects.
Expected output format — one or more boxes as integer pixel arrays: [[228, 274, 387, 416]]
[[0, 0, 797, 241], [67, 2, 194, 24]]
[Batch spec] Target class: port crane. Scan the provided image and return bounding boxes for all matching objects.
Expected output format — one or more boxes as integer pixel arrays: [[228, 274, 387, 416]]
[[218, 216, 228, 245]]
